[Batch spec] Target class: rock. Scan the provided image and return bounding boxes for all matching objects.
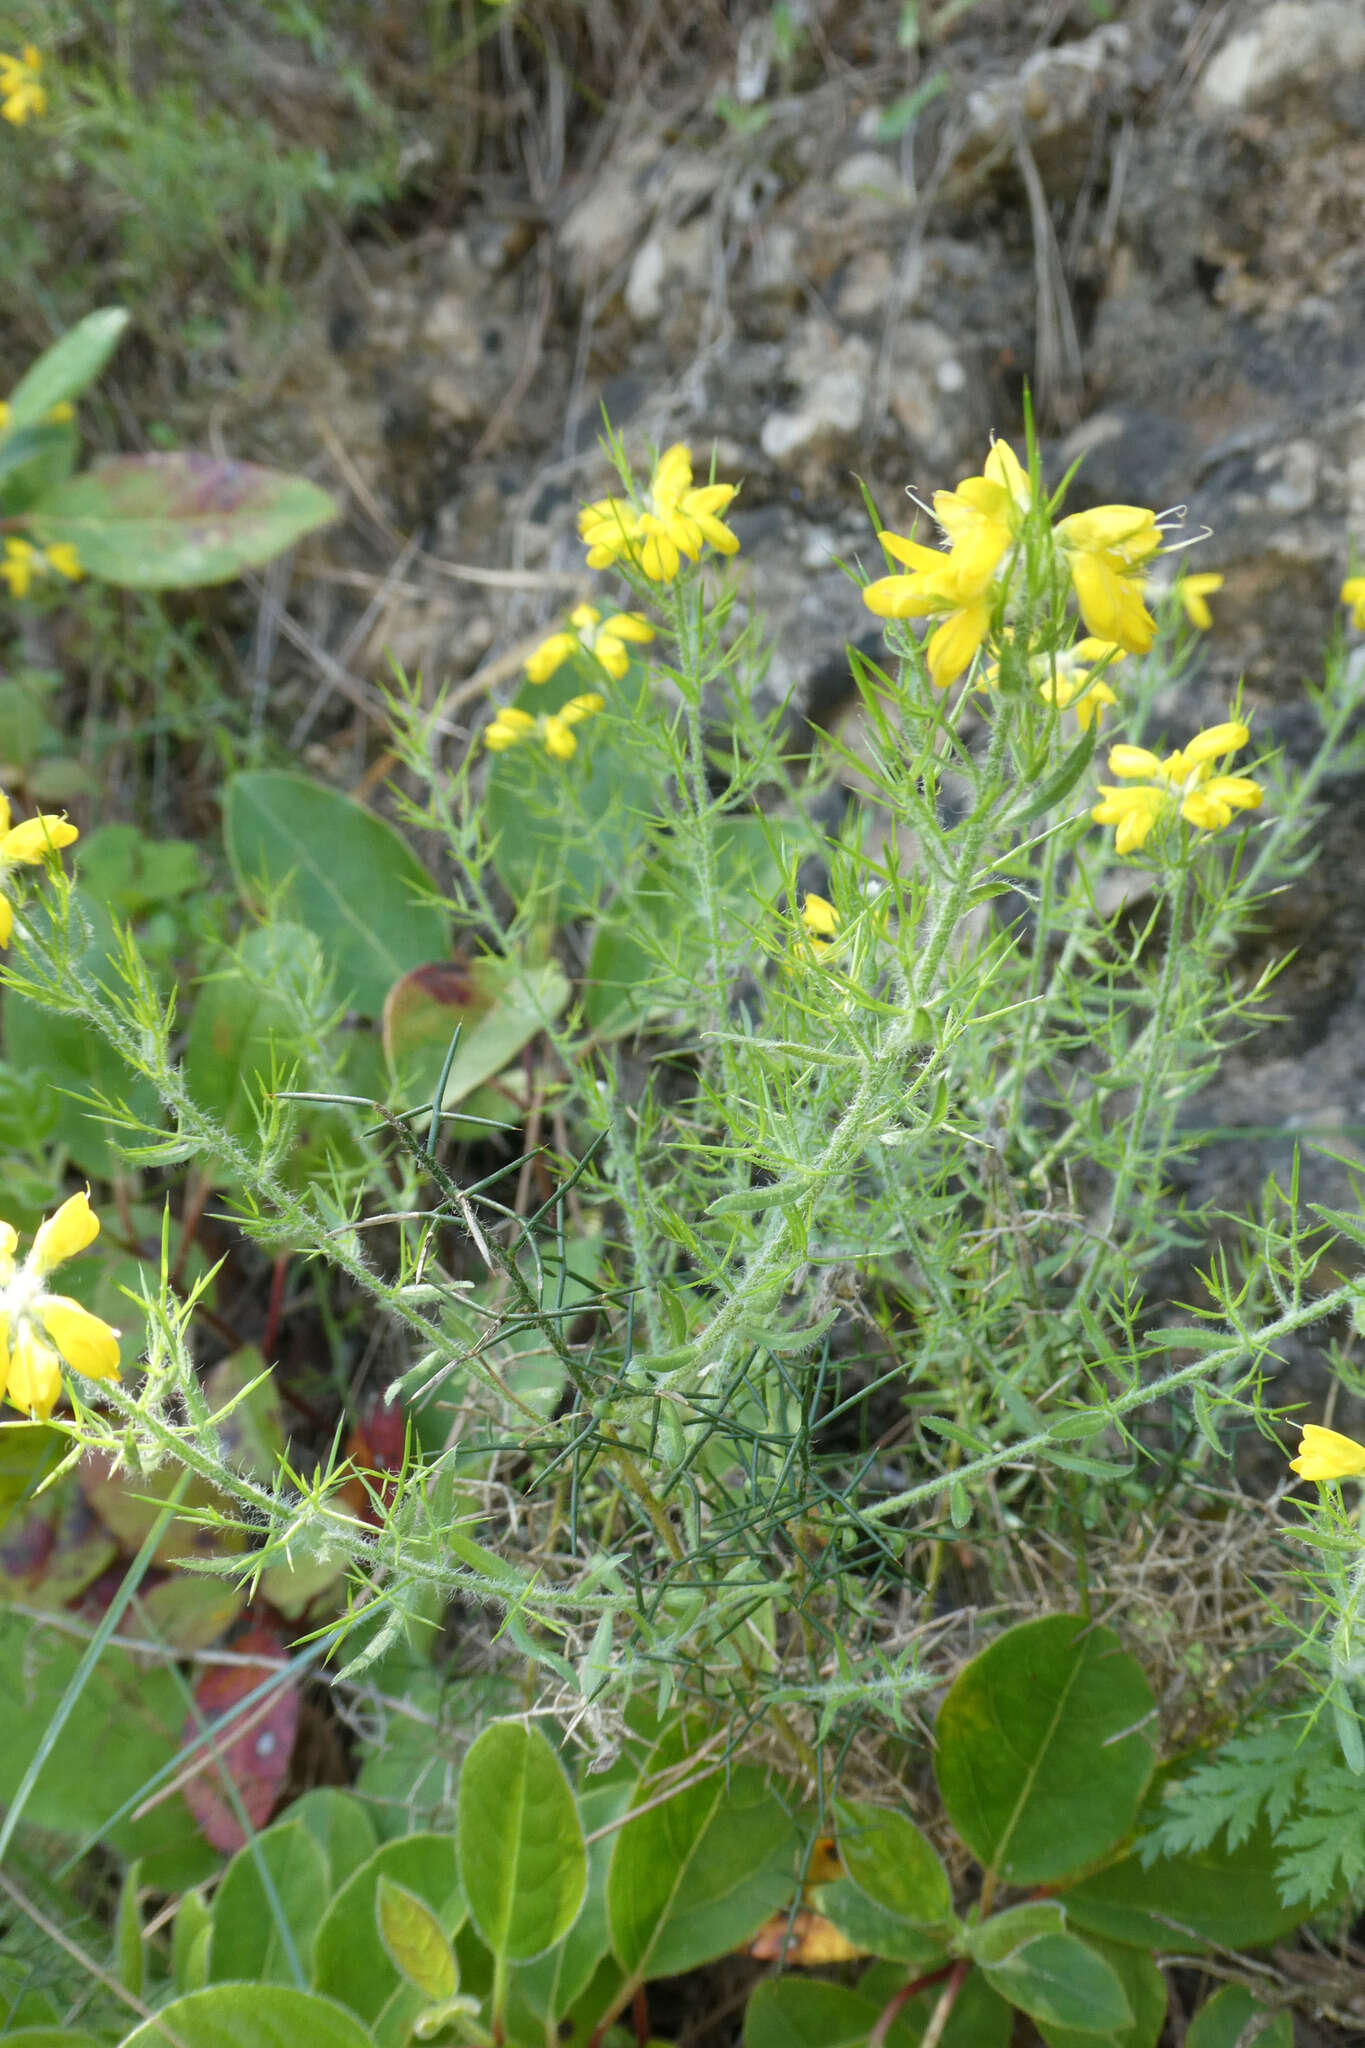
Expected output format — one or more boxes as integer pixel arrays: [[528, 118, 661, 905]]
[[1200, 2, 1365, 111], [830, 151, 909, 206], [962, 23, 1131, 155], [760, 320, 872, 465]]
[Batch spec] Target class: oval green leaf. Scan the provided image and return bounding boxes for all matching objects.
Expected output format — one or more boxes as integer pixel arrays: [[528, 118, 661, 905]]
[[1187, 1985, 1292, 2048], [457, 1721, 586, 1962], [223, 773, 448, 1017], [121, 1985, 375, 2048], [977, 1931, 1132, 2035], [27, 454, 337, 587], [935, 1615, 1156, 1886], [833, 1796, 953, 1927], [206, 1821, 330, 1986], [606, 1731, 798, 1982], [1038, 1932, 1167, 2048], [6, 308, 130, 428], [313, 1833, 464, 2048], [376, 1876, 458, 2001]]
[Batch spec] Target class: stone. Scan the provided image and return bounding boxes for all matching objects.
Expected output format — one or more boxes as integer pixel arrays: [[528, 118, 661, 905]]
[[1200, 2, 1365, 111]]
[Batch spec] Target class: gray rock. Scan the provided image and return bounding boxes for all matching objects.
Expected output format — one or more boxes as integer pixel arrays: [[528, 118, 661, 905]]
[[1200, 1, 1365, 110]]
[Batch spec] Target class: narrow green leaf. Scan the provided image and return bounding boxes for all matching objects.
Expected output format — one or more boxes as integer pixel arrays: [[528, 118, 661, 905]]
[[1014, 727, 1097, 826], [114, 1858, 145, 1999], [6, 308, 130, 428]]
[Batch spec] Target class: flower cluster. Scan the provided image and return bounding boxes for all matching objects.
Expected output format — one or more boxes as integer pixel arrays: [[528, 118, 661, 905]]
[[0, 45, 44, 125], [864, 438, 1188, 691], [1091, 721, 1262, 856], [1, 536, 83, 598], [525, 603, 654, 684], [485, 692, 605, 761], [1289, 1423, 1365, 1483], [1342, 577, 1365, 630], [1, 1191, 121, 1420], [0, 787, 78, 946], [579, 444, 739, 584]]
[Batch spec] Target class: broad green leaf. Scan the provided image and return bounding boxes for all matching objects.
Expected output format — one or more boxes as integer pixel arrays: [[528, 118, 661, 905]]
[[1187, 1984, 1292, 2048], [136, 1574, 247, 1653], [121, 1985, 375, 2048], [3, 890, 162, 1175], [382, 953, 570, 1107], [976, 1931, 1132, 2035], [6, 308, 130, 428], [935, 1615, 1155, 1885], [834, 1796, 953, 1926], [968, 1901, 1067, 1959], [183, 922, 326, 1151], [1061, 1817, 1309, 1952], [742, 1979, 914, 2048], [207, 1822, 331, 1986], [313, 1833, 464, 2048], [457, 1721, 586, 1961], [507, 1777, 630, 2034], [0, 1612, 212, 1890], [285, 1787, 379, 1889], [813, 1877, 948, 1965], [28, 454, 338, 587], [746, 1968, 1010, 2048], [607, 1731, 798, 1981], [75, 822, 203, 917], [1039, 1935, 1166, 2048], [376, 1876, 458, 2000], [224, 773, 448, 1017]]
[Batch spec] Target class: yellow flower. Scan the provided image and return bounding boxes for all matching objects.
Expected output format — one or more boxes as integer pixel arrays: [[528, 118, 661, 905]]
[[578, 445, 739, 583], [1053, 504, 1163, 655], [1091, 720, 1262, 855], [932, 438, 1031, 567], [1341, 577, 1365, 630], [0, 787, 79, 947], [0, 536, 84, 597], [485, 692, 605, 760], [0, 1191, 121, 1420], [1178, 572, 1224, 631], [525, 603, 655, 684], [1289, 1423, 1365, 1483], [0, 45, 45, 125], [863, 533, 997, 690], [985, 636, 1126, 731], [801, 893, 839, 942]]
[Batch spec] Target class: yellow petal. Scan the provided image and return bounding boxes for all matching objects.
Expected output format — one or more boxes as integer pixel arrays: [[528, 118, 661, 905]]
[[1183, 721, 1249, 766], [524, 632, 577, 684], [925, 602, 989, 689], [0, 892, 11, 948], [39, 1295, 121, 1382], [1290, 1423, 1365, 1481], [0, 1221, 15, 1279], [31, 1189, 100, 1274], [801, 893, 839, 939], [983, 437, 1030, 507], [2, 813, 79, 865], [878, 531, 946, 573], [6, 1330, 62, 1419], [0, 789, 9, 836], [542, 715, 577, 760], [602, 613, 655, 644], [1106, 745, 1162, 780], [862, 574, 943, 620]]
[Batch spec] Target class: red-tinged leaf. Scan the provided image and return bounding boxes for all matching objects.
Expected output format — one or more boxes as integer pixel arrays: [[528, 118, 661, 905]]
[[338, 1404, 407, 1525], [27, 453, 338, 588], [21, 1484, 119, 1607], [0, 1494, 56, 1592], [180, 1626, 299, 1852]]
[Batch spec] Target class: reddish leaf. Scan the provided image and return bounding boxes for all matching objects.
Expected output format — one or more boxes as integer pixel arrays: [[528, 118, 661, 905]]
[[180, 1625, 299, 1852], [28, 453, 337, 588], [338, 1403, 408, 1525]]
